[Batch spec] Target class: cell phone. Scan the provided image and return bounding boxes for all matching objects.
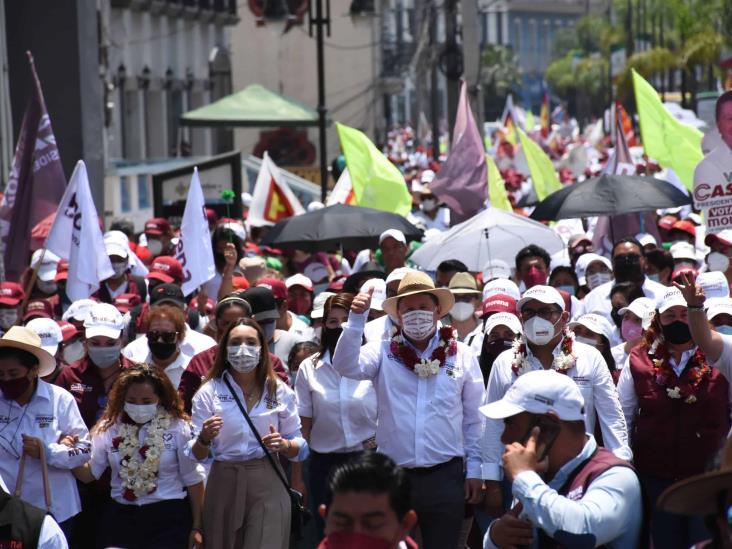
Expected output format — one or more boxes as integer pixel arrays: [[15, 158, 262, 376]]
[[521, 415, 561, 461]]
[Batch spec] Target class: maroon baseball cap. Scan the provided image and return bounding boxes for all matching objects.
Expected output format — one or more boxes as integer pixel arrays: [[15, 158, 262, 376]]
[[147, 256, 184, 285], [54, 260, 69, 282], [114, 293, 142, 314], [144, 217, 171, 236], [256, 277, 287, 300], [205, 208, 218, 224], [481, 293, 518, 317], [670, 220, 696, 238], [23, 299, 54, 321], [0, 282, 24, 307], [56, 320, 79, 343]]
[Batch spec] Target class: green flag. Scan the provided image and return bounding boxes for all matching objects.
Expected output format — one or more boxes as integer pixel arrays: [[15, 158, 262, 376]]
[[336, 122, 412, 216], [517, 127, 561, 201], [525, 110, 535, 131], [632, 69, 703, 190], [487, 155, 512, 211]]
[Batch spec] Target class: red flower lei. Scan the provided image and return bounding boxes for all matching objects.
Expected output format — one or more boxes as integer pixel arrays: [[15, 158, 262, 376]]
[[511, 329, 576, 376], [649, 341, 711, 404], [389, 325, 458, 377]]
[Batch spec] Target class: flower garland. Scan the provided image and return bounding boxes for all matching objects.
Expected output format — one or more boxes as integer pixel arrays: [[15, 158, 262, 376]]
[[511, 328, 576, 376], [389, 325, 458, 378], [112, 408, 170, 501], [648, 339, 711, 404]]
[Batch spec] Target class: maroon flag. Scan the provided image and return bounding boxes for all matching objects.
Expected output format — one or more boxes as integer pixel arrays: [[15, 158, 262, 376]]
[[592, 102, 661, 256], [0, 52, 66, 281], [430, 81, 488, 224]]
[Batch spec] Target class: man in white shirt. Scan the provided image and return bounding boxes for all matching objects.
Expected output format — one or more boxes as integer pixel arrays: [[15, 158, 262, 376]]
[[482, 285, 631, 513], [332, 271, 485, 549]]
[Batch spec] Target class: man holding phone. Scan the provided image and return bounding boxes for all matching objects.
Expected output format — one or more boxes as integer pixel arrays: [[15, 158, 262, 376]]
[[481, 370, 642, 548]]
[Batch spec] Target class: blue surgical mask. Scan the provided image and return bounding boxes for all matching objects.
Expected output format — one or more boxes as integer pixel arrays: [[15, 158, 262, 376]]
[[647, 273, 661, 283], [556, 284, 575, 297], [717, 325, 732, 336]]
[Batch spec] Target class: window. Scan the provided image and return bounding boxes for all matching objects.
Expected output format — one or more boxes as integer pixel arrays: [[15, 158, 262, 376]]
[[120, 176, 131, 213], [138, 175, 150, 209]]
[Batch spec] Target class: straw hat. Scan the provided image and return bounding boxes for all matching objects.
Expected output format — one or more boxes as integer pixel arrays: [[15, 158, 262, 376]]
[[658, 436, 732, 516], [0, 326, 56, 377], [382, 271, 454, 318]]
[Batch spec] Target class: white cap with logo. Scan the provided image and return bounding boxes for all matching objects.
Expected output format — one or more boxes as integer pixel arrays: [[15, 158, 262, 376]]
[[62, 299, 98, 323], [311, 292, 335, 320], [484, 312, 522, 337], [707, 298, 732, 321], [379, 229, 406, 246], [569, 313, 614, 342], [619, 297, 657, 330], [84, 303, 125, 339], [658, 287, 687, 313], [697, 271, 730, 301], [480, 369, 585, 421], [385, 267, 415, 286], [482, 259, 511, 282], [30, 249, 60, 282], [517, 285, 565, 312], [482, 278, 521, 301], [25, 318, 62, 356]]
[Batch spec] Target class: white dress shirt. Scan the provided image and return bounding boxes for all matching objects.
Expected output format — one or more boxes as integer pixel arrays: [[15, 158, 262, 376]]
[[483, 436, 641, 549], [122, 326, 216, 365], [582, 277, 666, 324], [288, 311, 315, 342], [482, 340, 631, 480], [332, 311, 486, 478], [0, 380, 91, 522], [89, 417, 205, 505], [190, 371, 307, 462], [133, 351, 189, 390], [295, 351, 377, 453]]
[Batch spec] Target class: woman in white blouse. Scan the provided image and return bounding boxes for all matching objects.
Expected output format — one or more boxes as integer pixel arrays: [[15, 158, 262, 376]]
[[190, 317, 306, 549], [293, 293, 377, 538], [72, 363, 205, 549]]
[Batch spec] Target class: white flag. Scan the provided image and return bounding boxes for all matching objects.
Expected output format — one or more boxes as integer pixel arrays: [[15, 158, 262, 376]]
[[45, 161, 113, 301], [177, 168, 215, 296], [326, 168, 356, 206], [248, 152, 305, 227]]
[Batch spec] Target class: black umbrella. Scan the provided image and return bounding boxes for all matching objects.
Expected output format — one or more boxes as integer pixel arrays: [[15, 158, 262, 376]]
[[259, 203, 422, 252], [530, 174, 692, 221]]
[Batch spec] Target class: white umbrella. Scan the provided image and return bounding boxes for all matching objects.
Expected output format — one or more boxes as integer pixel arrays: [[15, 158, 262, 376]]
[[410, 207, 565, 271]]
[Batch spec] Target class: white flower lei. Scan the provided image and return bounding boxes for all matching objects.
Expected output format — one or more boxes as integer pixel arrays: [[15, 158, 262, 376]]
[[117, 408, 171, 500], [511, 329, 577, 376]]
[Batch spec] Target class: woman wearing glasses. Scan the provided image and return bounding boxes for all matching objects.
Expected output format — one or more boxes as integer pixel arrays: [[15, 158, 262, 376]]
[[135, 305, 188, 389], [189, 317, 307, 549], [293, 293, 377, 539], [0, 326, 90, 544]]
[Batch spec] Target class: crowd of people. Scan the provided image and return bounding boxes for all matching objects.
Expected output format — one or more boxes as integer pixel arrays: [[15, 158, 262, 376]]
[[2, 93, 732, 549]]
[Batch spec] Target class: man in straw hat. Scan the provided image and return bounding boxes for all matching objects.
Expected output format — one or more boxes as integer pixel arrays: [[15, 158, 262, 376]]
[[481, 369, 641, 548], [332, 271, 485, 549], [0, 327, 90, 542]]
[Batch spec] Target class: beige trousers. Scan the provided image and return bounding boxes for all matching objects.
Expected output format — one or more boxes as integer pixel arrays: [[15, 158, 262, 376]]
[[203, 458, 291, 549]]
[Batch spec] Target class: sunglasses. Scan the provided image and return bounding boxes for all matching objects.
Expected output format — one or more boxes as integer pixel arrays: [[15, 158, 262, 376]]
[[147, 330, 178, 343]]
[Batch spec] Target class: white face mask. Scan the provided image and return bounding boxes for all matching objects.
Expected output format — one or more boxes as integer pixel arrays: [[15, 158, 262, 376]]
[[524, 316, 558, 345], [88, 344, 122, 369], [401, 310, 436, 341], [124, 402, 158, 424], [587, 272, 612, 290], [574, 335, 598, 347], [37, 280, 57, 295], [111, 261, 128, 278], [147, 239, 164, 256], [0, 309, 18, 330], [451, 302, 475, 322], [707, 252, 730, 273], [421, 199, 437, 211], [227, 344, 261, 373], [62, 340, 86, 364]]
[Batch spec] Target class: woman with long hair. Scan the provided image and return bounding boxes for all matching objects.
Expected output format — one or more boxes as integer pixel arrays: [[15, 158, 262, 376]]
[[73, 363, 205, 549], [293, 293, 377, 539], [190, 317, 306, 549], [617, 285, 730, 548]]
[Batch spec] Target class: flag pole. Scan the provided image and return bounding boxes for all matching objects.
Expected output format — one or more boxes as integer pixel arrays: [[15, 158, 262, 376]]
[[17, 247, 47, 324]]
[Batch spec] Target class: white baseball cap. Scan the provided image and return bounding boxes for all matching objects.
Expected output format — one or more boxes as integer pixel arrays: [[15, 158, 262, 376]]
[[62, 299, 98, 322], [385, 267, 415, 286], [241, 192, 253, 208], [307, 201, 325, 212], [484, 312, 522, 337], [84, 303, 125, 339], [619, 297, 656, 330], [479, 369, 585, 421], [360, 278, 387, 311], [379, 229, 406, 246], [697, 271, 730, 301], [103, 231, 130, 259], [303, 262, 330, 284], [220, 221, 247, 242], [670, 241, 698, 263], [569, 313, 614, 342], [311, 291, 335, 320], [707, 298, 732, 321], [635, 232, 658, 248], [482, 259, 511, 282], [517, 285, 565, 312], [286, 274, 314, 292], [575, 253, 612, 286], [420, 169, 436, 184], [658, 287, 687, 313], [25, 318, 62, 356], [482, 278, 521, 301], [30, 249, 60, 282]]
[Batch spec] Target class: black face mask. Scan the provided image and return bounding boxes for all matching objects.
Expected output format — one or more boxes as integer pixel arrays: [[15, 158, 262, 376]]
[[149, 341, 177, 360], [610, 307, 623, 328], [662, 320, 692, 345], [479, 338, 513, 382], [612, 254, 643, 283], [322, 327, 343, 357]]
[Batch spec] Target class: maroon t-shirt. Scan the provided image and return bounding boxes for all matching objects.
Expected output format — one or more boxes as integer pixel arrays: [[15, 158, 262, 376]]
[[54, 357, 113, 429], [178, 347, 289, 413]]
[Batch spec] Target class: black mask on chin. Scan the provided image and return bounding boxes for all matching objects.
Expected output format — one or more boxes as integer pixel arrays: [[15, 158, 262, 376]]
[[322, 327, 343, 358], [479, 338, 513, 383], [613, 254, 643, 283]]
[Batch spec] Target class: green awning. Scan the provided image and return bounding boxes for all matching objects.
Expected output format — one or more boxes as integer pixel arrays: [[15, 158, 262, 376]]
[[180, 84, 320, 128]]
